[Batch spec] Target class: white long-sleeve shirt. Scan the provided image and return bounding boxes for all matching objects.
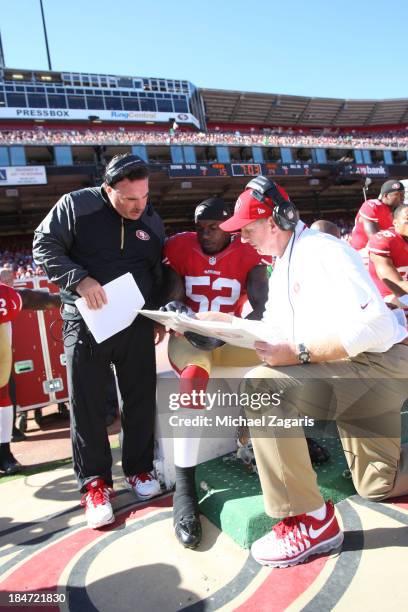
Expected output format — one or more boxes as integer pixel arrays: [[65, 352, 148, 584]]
[[237, 221, 407, 357]]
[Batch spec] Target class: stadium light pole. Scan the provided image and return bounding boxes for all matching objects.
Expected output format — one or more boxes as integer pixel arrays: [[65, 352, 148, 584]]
[[0, 30, 5, 68], [39, 0, 52, 71]]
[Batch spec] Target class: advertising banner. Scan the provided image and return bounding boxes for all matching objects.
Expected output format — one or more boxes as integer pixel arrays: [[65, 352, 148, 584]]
[[0, 165, 47, 185]]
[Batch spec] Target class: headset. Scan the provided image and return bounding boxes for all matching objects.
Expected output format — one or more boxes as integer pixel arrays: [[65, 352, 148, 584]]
[[245, 175, 299, 231], [104, 155, 147, 187], [104, 154, 154, 216]]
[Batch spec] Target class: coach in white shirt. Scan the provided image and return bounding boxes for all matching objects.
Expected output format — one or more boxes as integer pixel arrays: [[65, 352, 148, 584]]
[[199, 176, 408, 569]]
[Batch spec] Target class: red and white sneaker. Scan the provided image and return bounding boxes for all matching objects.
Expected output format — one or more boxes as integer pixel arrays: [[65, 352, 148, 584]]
[[80, 478, 115, 529], [251, 500, 343, 568], [125, 471, 161, 500]]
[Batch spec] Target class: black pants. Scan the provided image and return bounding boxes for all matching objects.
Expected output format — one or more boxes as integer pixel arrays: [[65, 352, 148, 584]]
[[63, 316, 156, 491]]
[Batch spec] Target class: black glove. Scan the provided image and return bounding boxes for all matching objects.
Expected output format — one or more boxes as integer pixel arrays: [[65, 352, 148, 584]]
[[160, 300, 190, 315], [184, 331, 225, 351]]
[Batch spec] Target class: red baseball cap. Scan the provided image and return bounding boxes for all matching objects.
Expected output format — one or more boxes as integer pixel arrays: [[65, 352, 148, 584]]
[[220, 184, 290, 232]]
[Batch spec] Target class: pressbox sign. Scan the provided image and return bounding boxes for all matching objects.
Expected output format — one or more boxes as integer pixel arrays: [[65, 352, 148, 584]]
[[0, 166, 47, 186], [0, 107, 200, 127]]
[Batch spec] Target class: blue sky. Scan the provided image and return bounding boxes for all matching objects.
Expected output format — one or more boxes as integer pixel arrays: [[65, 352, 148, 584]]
[[1, 0, 407, 100]]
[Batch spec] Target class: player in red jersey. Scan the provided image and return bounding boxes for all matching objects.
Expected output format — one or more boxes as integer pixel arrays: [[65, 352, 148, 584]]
[[0, 283, 23, 475], [161, 197, 329, 549], [350, 180, 405, 262], [0, 280, 60, 475], [161, 197, 268, 547], [163, 213, 265, 318], [368, 204, 408, 311]]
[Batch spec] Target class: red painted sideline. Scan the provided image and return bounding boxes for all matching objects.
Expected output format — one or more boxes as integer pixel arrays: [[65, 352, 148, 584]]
[[391, 495, 408, 511], [237, 555, 329, 612], [0, 496, 172, 602]]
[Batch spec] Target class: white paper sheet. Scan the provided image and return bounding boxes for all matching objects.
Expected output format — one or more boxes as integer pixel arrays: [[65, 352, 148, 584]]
[[136, 309, 278, 349], [75, 273, 145, 343]]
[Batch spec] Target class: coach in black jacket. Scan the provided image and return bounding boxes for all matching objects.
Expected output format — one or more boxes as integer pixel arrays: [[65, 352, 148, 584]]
[[33, 154, 165, 529]]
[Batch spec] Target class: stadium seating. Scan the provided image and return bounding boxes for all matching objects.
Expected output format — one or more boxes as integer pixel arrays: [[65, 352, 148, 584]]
[[1, 126, 408, 149]]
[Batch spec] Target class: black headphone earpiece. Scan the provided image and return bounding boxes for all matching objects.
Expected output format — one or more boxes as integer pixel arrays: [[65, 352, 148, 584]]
[[245, 176, 299, 231]]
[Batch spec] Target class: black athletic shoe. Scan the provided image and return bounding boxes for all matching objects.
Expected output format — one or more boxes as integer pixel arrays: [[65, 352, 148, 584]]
[[0, 443, 22, 475], [174, 514, 202, 549], [306, 437, 330, 464], [11, 427, 27, 442]]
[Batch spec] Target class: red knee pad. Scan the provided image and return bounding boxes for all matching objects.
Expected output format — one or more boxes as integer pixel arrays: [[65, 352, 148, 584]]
[[179, 365, 209, 409]]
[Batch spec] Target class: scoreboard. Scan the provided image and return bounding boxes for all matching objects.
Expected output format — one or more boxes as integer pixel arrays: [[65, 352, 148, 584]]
[[168, 162, 327, 178]]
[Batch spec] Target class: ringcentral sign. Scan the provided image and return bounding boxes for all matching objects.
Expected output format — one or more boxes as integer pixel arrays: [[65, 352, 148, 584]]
[[0, 107, 200, 127]]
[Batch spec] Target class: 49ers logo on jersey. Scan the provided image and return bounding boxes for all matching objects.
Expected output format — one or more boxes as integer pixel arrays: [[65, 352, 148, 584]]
[[135, 230, 150, 241]]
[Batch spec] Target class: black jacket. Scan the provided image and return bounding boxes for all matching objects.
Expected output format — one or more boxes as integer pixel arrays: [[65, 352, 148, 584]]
[[33, 187, 165, 318]]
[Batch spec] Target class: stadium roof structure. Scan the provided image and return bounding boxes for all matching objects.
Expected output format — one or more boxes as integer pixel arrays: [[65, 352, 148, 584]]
[[200, 88, 408, 128]]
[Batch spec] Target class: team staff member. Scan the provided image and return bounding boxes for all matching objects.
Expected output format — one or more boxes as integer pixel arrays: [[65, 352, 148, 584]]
[[199, 176, 408, 568], [0, 281, 60, 474], [33, 154, 165, 529], [350, 179, 405, 260], [368, 204, 408, 310], [162, 197, 329, 549]]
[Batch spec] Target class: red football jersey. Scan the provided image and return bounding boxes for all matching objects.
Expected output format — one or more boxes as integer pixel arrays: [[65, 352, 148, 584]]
[[163, 232, 264, 314], [368, 228, 408, 299], [0, 283, 22, 324], [350, 199, 394, 250]]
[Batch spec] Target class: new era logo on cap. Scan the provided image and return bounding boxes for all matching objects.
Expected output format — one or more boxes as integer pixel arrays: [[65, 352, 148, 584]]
[[235, 197, 243, 211], [380, 179, 405, 195], [220, 180, 291, 232], [220, 189, 273, 232]]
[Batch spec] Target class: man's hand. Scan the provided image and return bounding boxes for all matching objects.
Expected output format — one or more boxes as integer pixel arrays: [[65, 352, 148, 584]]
[[254, 341, 298, 367], [160, 300, 191, 315], [154, 323, 166, 345], [76, 276, 107, 310]]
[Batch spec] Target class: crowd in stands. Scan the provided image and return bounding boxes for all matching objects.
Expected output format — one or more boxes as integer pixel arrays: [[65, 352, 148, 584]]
[[1, 215, 354, 278], [0, 245, 44, 278], [2, 126, 408, 150]]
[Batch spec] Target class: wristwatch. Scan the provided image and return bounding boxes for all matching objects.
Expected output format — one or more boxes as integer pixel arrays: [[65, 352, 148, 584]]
[[297, 343, 311, 364]]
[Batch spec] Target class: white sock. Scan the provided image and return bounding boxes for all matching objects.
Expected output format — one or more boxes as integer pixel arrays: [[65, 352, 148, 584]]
[[307, 503, 326, 521], [173, 436, 201, 468], [0, 405, 13, 443]]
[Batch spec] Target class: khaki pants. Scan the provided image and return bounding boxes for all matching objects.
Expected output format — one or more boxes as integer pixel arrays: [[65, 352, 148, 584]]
[[244, 344, 408, 518], [168, 333, 261, 374]]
